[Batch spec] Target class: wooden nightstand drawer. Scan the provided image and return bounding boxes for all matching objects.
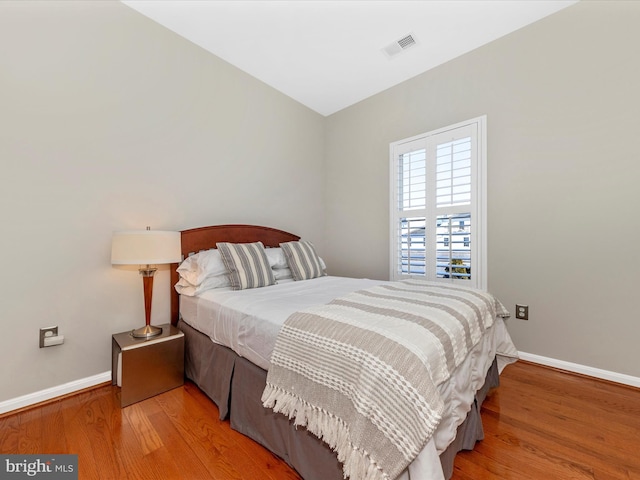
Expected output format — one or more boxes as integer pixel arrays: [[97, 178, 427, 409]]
[[111, 324, 184, 407]]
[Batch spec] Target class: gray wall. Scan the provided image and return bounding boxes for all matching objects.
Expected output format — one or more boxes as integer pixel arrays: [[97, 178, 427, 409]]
[[2, 0, 638, 405], [0, 1, 324, 402], [324, 1, 640, 377]]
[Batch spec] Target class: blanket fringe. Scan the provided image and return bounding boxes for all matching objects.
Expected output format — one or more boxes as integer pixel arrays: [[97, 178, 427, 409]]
[[262, 384, 391, 480]]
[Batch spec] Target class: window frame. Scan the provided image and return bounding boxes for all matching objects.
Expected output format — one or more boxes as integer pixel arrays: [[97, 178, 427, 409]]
[[389, 116, 487, 290]]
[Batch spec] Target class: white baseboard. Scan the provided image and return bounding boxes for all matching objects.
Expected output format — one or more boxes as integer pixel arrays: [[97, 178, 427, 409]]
[[0, 372, 111, 415], [518, 351, 640, 389], [3, 353, 639, 415]]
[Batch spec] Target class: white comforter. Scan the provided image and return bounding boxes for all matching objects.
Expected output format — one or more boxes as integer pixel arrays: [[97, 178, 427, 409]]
[[181, 277, 386, 370]]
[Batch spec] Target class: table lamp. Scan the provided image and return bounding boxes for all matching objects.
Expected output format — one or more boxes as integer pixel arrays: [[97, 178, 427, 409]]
[[111, 227, 182, 338]]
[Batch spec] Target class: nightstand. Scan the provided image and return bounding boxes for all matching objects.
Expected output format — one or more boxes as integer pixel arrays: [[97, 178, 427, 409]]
[[111, 323, 184, 407]]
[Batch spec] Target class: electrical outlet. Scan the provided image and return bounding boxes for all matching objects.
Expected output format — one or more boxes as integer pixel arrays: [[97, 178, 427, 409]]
[[39, 326, 58, 348], [515, 304, 529, 320]]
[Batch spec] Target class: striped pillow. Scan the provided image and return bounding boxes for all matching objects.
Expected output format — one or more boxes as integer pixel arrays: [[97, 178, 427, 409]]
[[280, 240, 326, 281], [216, 242, 276, 290]]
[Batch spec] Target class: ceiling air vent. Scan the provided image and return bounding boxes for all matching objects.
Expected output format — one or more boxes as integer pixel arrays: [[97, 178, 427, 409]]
[[383, 33, 417, 58]]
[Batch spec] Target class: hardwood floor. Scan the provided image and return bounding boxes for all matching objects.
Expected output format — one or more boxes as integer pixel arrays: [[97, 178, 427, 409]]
[[451, 361, 640, 480], [1, 361, 639, 479], [0, 382, 300, 480]]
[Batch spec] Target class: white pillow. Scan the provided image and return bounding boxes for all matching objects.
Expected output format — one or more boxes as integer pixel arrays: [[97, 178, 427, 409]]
[[176, 248, 227, 286], [174, 274, 231, 296], [273, 267, 293, 280], [265, 247, 288, 269]]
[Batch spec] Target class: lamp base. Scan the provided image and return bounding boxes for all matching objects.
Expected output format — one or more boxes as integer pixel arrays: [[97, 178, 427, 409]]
[[131, 324, 163, 339]]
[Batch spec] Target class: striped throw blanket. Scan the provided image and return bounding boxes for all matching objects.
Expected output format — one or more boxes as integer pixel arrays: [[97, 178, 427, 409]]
[[262, 280, 510, 480]]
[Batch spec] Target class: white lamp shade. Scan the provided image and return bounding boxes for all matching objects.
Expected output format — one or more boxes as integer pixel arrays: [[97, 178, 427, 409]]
[[111, 230, 182, 265]]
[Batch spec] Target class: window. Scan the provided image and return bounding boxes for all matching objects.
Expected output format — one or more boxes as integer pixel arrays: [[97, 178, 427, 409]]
[[390, 117, 486, 289]]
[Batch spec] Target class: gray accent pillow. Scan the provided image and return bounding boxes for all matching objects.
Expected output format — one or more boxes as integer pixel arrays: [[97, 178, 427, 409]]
[[216, 241, 276, 290], [279, 240, 326, 281]]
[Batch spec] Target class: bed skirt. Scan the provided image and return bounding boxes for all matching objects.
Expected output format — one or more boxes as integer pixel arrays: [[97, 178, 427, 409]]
[[178, 319, 499, 480]]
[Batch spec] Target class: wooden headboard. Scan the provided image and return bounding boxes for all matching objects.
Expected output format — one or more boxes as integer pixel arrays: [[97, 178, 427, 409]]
[[170, 224, 300, 325]]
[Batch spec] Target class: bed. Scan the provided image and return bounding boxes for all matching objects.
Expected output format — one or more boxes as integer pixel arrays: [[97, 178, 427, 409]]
[[169, 224, 518, 480]]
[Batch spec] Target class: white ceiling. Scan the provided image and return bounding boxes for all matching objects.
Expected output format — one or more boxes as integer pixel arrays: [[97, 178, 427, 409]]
[[121, 0, 578, 116]]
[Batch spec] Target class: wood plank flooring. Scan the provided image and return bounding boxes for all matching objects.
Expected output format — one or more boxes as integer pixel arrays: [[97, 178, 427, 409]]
[[1, 361, 639, 479], [452, 361, 640, 480]]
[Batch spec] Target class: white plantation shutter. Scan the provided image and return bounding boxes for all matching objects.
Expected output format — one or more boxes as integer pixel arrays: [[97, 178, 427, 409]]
[[399, 148, 426, 210], [396, 147, 428, 276], [436, 136, 472, 208], [390, 117, 486, 289]]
